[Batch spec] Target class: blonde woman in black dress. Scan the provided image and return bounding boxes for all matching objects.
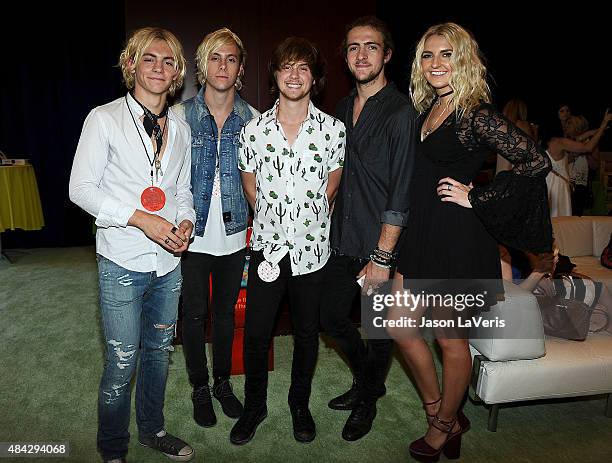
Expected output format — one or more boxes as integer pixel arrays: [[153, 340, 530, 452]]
[[388, 23, 552, 462]]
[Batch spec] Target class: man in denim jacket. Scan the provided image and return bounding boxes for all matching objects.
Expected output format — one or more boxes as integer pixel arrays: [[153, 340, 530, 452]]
[[174, 28, 258, 428]]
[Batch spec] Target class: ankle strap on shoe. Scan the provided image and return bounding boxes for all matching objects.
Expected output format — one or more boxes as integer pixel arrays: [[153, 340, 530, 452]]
[[422, 397, 442, 417], [422, 397, 442, 409], [431, 414, 457, 433]]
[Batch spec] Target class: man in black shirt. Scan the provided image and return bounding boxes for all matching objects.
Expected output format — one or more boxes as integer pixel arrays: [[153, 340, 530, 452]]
[[321, 16, 416, 441]]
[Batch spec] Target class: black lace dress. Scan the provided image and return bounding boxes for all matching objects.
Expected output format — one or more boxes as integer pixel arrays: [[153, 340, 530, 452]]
[[397, 103, 552, 302]]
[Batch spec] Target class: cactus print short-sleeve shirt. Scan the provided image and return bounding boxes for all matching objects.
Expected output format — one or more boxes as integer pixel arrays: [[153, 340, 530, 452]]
[[239, 100, 345, 275]]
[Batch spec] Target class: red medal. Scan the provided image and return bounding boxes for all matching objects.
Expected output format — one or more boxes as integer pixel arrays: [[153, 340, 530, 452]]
[[141, 186, 166, 211]]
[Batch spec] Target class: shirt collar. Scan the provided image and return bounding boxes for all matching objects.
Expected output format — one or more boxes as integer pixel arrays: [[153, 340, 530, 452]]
[[263, 99, 317, 128], [125, 92, 175, 122], [126, 92, 145, 117], [348, 81, 396, 102]]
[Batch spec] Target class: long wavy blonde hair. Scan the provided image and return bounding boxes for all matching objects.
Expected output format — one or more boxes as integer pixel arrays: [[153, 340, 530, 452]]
[[410, 23, 490, 118]]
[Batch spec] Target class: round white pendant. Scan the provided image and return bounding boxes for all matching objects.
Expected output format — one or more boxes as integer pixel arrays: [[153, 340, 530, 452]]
[[257, 260, 280, 282]]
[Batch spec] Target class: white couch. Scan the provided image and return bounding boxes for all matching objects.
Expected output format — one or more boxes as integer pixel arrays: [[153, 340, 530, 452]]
[[551, 215, 612, 292], [469, 216, 612, 431]]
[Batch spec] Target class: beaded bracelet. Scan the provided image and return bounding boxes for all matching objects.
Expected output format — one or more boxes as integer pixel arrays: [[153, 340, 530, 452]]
[[370, 253, 393, 268]]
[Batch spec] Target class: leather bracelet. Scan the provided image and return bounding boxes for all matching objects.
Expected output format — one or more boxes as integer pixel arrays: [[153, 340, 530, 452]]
[[373, 246, 396, 259]]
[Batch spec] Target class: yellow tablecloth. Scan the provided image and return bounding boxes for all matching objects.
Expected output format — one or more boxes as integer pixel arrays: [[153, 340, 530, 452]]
[[0, 165, 45, 233]]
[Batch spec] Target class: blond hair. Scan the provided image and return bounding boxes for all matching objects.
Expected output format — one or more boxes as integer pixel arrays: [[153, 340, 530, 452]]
[[410, 22, 490, 118], [118, 27, 186, 96], [566, 115, 589, 137], [195, 28, 246, 90]]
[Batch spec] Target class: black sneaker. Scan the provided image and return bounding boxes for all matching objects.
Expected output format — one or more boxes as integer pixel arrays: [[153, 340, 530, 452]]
[[213, 377, 244, 418], [229, 405, 268, 445], [192, 384, 217, 427], [290, 405, 316, 443], [139, 431, 194, 461]]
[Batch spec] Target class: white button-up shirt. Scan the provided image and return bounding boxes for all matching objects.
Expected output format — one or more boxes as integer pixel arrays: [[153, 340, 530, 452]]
[[69, 93, 196, 276], [239, 100, 345, 275]]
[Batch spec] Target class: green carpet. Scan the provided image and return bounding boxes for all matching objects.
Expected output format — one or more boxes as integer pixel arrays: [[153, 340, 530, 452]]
[[1, 247, 611, 462]]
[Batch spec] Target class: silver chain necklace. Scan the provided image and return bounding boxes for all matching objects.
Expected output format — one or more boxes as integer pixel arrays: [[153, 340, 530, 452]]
[[421, 91, 454, 142]]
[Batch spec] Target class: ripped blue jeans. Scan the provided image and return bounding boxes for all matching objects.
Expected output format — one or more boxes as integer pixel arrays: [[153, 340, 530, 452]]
[[96, 255, 182, 460]]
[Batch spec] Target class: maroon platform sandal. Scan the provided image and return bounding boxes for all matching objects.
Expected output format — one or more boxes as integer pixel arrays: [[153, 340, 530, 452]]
[[422, 397, 471, 433], [409, 415, 462, 462]]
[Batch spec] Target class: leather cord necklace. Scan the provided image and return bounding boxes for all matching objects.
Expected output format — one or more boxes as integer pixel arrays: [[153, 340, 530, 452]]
[[125, 94, 169, 212], [126, 94, 168, 183]]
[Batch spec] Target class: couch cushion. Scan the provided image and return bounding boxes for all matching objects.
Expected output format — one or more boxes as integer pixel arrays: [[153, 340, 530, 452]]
[[471, 332, 612, 404], [552, 216, 593, 257], [469, 281, 545, 361], [570, 256, 612, 296], [591, 216, 612, 256]]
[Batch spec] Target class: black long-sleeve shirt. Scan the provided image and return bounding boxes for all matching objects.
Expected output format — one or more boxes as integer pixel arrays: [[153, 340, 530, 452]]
[[330, 82, 417, 259]]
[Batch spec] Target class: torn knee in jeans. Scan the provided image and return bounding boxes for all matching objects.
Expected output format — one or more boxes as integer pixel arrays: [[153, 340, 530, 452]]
[[154, 323, 173, 329], [153, 323, 176, 351], [107, 340, 137, 370]]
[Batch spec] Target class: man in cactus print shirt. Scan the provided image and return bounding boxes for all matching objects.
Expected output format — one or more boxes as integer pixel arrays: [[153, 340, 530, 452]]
[[232, 37, 345, 446]]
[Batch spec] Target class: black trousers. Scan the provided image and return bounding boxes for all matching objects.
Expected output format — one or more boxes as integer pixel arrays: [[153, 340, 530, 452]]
[[319, 253, 393, 402], [572, 184, 590, 216], [244, 250, 324, 409], [181, 248, 246, 387]]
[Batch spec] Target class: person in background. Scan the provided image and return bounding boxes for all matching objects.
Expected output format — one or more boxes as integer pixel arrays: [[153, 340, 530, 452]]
[[496, 99, 538, 173], [564, 112, 611, 215], [501, 250, 611, 335], [558, 103, 572, 137]]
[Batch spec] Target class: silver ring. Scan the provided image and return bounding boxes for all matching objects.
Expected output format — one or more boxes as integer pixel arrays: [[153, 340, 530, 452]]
[[447, 184, 452, 191]]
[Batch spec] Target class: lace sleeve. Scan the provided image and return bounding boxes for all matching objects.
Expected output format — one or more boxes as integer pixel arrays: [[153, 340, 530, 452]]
[[468, 104, 551, 177], [463, 105, 553, 253]]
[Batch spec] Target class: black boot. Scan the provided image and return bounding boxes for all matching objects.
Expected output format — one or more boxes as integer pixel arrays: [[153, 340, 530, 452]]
[[289, 404, 316, 443], [328, 378, 385, 410], [342, 400, 377, 441], [229, 405, 268, 445], [213, 377, 244, 418], [192, 384, 216, 427]]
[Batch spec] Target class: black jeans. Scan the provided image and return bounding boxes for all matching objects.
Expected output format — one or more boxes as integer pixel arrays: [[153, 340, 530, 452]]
[[244, 250, 324, 409], [319, 253, 393, 402], [181, 248, 246, 387]]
